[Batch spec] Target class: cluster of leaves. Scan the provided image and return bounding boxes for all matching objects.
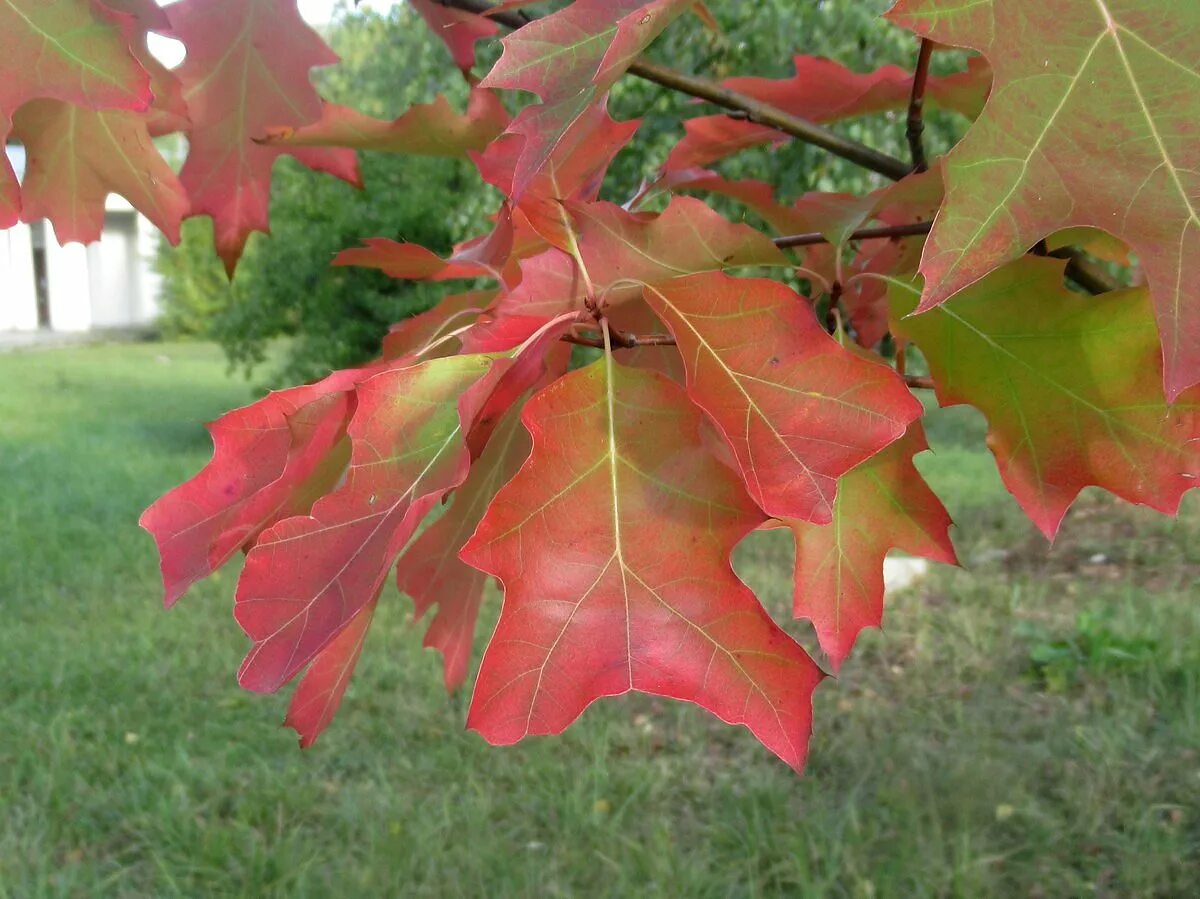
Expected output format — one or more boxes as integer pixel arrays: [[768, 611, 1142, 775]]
[[155, 8, 499, 383], [8, 0, 1198, 772]]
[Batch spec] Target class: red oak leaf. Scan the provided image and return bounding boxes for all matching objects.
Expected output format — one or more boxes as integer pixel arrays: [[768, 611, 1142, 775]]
[[335, 205, 517, 287], [167, 0, 359, 274], [643, 271, 922, 523], [284, 595, 378, 747], [411, 0, 499, 74], [259, 88, 508, 156], [472, 100, 640, 249], [788, 423, 957, 668], [462, 354, 824, 770], [397, 406, 530, 691], [664, 54, 990, 172], [889, 257, 1200, 538], [380, 290, 497, 360], [235, 319, 572, 695], [12, 98, 188, 244], [499, 196, 787, 318], [479, 0, 691, 198], [889, 0, 1200, 399], [235, 354, 503, 693], [140, 366, 371, 607], [0, 0, 152, 225]]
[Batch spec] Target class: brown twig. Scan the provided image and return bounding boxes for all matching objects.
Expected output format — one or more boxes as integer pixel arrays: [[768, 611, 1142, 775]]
[[1051, 248, 1121, 294], [774, 222, 1122, 295], [775, 221, 932, 249], [562, 330, 936, 391], [906, 39, 934, 172], [433, 0, 912, 180], [563, 331, 677, 350]]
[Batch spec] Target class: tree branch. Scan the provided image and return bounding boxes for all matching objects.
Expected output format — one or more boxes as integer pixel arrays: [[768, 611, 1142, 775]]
[[433, 0, 912, 180], [906, 39, 934, 173], [773, 221, 1123, 294], [775, 221, 933, 249], [1050, 248, 1122, 295], [563, 325, 935, 389], [563, 331, 677, 350]]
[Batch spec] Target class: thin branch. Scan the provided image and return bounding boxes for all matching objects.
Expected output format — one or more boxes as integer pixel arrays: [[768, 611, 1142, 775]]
[[624, 60, 911, 179], [433, 0, 912, 180], [775, 221, 932, 249], [906, 39, 934, 172], [562, 329, 934, 391], [562, 331, 676, 350], [1050, 248, 1122, 294], [775, 221, 1124, 295]]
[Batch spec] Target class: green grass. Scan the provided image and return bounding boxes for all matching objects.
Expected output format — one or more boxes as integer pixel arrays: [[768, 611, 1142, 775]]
[[1, 341, 1198, 897]]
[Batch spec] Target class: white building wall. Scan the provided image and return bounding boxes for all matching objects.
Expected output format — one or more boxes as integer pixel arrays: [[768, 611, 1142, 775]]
[[3, 145, 164, 334], [89, 211, 141, 327], [136, 212, 163, 323], [45, 240, 92, 332], [0, 223, 39, 331]]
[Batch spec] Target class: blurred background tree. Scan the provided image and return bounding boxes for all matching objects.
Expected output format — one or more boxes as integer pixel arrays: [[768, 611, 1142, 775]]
[[157, 0, 970, 383]]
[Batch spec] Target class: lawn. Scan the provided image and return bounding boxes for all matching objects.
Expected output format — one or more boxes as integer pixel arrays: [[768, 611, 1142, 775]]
[[1, 341, 1198, 897]]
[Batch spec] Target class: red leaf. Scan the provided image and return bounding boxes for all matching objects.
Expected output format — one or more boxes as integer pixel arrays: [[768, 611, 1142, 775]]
[[335, 205, 517, 287], [235, 354, 504, 693], [284, 595, 378, 747], [167, 0, 359, 274], [13, 98, 188, 244], [479, 0, 691, 198], [664, 55, 990, 172], [788, 423, 956, 668], [462, 355, 824, 770], [643, 271, 922, 523], [398, 406, 531, 691], [139, 367, 369, 607], [259, 88, 508, 156], [411, 0, 499, 73], [380, 290, 495, 361], [234, 318, 571, 695], [472, 100, 639, 249]]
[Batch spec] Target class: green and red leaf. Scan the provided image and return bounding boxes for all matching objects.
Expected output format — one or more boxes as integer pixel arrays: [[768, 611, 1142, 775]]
[[889, 0, 1200, 398], [890, 257, 1200, 538], [479, 0, 691, 198], [787, 423, 956, 668]]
